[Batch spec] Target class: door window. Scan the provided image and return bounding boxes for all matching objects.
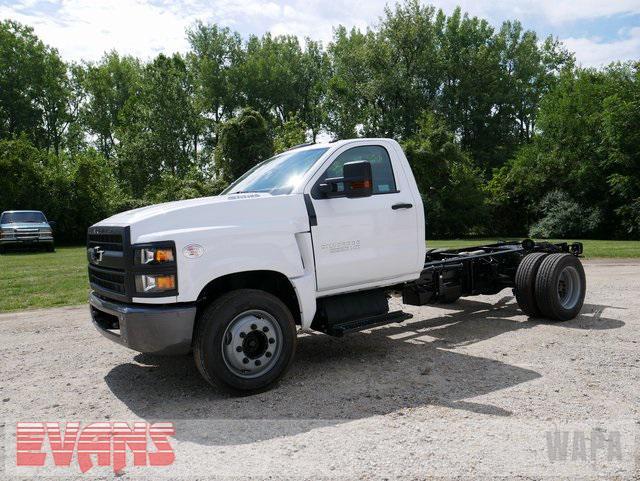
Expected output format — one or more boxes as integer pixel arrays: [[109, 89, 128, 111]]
[[313, 145, 397, 198]]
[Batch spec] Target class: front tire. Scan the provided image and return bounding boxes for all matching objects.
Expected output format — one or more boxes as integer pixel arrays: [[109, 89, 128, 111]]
[[193, 289, 297, 393]]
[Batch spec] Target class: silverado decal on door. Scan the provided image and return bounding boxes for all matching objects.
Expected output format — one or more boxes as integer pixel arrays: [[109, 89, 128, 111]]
[[320, 240, 361, 254]]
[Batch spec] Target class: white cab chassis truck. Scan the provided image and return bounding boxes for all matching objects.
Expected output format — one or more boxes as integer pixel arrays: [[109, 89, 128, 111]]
[[88, 139, 586, 392]]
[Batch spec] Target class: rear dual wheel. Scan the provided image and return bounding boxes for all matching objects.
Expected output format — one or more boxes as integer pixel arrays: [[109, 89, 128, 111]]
[[515, 253, 586, 321]]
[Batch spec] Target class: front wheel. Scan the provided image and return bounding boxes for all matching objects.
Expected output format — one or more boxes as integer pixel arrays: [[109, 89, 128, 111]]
[[193, 289, 297, 393]]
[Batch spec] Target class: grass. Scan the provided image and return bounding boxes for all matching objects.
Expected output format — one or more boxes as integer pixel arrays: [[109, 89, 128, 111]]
[[1, 239, 639, 312], [0, 246, 88, 312], [426, 239, 640, 259]]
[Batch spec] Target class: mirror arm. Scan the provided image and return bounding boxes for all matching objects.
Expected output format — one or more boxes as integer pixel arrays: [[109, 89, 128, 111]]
[[318, 177, 344, 198]]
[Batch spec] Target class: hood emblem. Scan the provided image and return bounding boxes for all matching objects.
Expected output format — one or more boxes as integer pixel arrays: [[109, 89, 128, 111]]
[[89, 246, 104, 263]]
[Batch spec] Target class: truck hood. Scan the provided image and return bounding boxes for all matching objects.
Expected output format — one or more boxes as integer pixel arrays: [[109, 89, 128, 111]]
[[94, 193, 310, 243], [1, 222, 50, 229]]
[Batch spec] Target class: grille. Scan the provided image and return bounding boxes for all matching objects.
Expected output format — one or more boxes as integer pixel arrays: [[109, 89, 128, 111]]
[[88, 233, 123, 251], [88, 265, 126, 294], [16, 228, 39, 240]]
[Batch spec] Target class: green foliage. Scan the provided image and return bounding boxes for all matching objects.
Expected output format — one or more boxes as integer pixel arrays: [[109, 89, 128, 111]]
[[273, 117, 308, 153], [145, 172, 228, 203], [215, 109, 273, 182], [81, 52, 142, 160], [1, 5, 639, 242], [0, 20, 73, 155], [490, 63, 640, 238], [402, 113, 487, 237], [529, 190, 602, 239], [50, 150, 122, 243], [0, 137, 48, 210], [0, 138, 120, 243]]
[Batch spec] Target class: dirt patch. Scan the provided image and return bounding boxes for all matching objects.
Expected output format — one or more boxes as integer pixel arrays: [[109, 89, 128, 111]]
[[1, 260, 638, 479]]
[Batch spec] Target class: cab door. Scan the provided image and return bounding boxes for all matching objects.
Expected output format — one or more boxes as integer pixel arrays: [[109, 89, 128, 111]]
[[308, 143, 420, 292]]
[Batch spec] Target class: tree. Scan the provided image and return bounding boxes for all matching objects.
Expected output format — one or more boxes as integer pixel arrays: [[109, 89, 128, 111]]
[[186, 22, 243, 148], [215, 109, 273, 182], [81, 52, 142, 160], [273, 116, 307, 153], [0, 20, 72, 154], [325, 26, 378, 138], [116, 53, 201, 197], [489, 63, 640, 238], [0, 137, 48, 212], [402, 113, 487, 237]]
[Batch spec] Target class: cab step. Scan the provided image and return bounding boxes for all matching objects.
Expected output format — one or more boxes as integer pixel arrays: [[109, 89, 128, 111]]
[[325, 310, 413, 337]]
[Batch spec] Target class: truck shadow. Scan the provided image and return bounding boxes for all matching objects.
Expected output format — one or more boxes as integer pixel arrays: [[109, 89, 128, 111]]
[[103, 297, 624, 446]]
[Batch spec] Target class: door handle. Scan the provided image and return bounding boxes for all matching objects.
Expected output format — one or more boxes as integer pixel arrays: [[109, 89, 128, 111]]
[[392, 203, 413, 210]]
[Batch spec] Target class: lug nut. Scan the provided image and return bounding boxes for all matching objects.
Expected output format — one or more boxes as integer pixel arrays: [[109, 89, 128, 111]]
[[255, 360, 261, 366], [236, 346, 242, 352], [251, 324, 257, 330], [265, 352, 272, 358], [262, 326, 269, 332], [269, 338, 275, 344], [239, 332, 246, 338], [242, 357, 249, 364]]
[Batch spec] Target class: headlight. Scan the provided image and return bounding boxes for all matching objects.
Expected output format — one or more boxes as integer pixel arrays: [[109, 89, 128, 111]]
[[0, 229, 14, 239], [136, 246, 175, 265], [135, 274, 176, 293], [40, 228, 52, 234], [132, 242, 177, 295]]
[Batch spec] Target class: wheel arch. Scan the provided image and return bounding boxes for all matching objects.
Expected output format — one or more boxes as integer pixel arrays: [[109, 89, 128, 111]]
[[195, 270, 302, 327]]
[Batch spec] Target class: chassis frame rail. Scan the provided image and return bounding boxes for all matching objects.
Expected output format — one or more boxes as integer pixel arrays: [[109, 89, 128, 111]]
[[402, 239, 583, 306]]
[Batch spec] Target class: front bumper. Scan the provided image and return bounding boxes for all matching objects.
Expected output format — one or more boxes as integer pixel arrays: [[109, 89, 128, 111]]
[[1, 237, 53, 245], [89, 292, 196, 355]]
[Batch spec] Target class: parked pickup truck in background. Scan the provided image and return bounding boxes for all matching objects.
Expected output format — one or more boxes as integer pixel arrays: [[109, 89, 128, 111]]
[[0, 210, 55, 253], [87, 138, 586, 392]]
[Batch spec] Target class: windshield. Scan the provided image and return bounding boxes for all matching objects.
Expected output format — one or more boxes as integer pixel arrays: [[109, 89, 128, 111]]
[[1, 211, 47, 224], [222, 147, 329, 196]]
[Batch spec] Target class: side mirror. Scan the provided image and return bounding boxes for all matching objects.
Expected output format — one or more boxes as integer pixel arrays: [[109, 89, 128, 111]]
[[343, 161, 373, 198], [48, 220, 57, 229], [318, 160, 373, 198]]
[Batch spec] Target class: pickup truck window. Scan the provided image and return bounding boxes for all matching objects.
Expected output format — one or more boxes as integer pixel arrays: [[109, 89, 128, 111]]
[[223, 147, 329, 196], [1, 211, 47, 224], [314, 145, 397, 196]]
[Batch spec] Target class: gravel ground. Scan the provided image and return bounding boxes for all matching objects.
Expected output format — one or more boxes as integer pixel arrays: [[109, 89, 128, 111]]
[[1, 259, 638, 480]]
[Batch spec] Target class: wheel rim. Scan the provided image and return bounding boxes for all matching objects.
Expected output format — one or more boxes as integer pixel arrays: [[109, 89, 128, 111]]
[[221, 309, 282, 379], [557, 265, 581, 309]]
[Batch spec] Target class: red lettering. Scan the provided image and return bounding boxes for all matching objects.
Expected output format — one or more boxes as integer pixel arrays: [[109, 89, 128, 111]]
[[46, 422, 80, 467], [16, 422, 46, 466], [148, 422, 175, 466], [77, 422, 111, 473]]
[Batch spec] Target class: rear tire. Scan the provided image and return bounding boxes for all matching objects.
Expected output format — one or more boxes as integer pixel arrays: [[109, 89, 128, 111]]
[[193, 289, 297, 393], [514, 252, 548, 317], [534, 253, 586, 321]]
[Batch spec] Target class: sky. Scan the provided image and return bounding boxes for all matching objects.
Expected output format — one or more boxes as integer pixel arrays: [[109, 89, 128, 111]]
[[1, 0, 639, 67]]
